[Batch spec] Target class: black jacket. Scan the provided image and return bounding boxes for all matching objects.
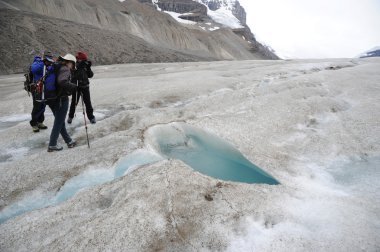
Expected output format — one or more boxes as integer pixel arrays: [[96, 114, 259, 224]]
[[72, 61, 93, 88], [56, 65, 77, 97]]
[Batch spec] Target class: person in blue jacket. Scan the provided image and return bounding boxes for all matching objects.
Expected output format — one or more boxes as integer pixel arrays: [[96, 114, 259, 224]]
[[30, 52, 55, 132]]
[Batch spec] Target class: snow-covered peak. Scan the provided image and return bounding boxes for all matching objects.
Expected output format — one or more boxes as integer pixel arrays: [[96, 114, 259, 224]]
[[357, 46, 380, 58], [195, 0, 245, 28], [150, 0, 244, 29], [207, 7, 243, 29], [197, 0, 238, 11]]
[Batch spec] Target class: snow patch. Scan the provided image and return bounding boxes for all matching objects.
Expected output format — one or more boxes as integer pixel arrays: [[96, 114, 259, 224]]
[[209, 26, 220, 31], [164, 11, 197, 25]]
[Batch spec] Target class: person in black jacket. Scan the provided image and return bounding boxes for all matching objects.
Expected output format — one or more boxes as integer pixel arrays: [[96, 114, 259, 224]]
[[47, 54, 77, 152], [67, 51, 95, 124]]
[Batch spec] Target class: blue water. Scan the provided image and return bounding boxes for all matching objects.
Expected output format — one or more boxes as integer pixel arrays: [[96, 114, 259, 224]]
[[151, 123, 279, 185]]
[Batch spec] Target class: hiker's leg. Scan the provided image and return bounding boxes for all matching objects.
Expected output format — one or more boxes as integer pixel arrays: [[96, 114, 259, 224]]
[[68, 90, 77, 119], [82, 87, 94, 120], [37, 102, 46, 124], [48, 100, 61, 146], [59, 98, 72, 143], [49, 98, 71, 146], [30, 95, 42, 126]]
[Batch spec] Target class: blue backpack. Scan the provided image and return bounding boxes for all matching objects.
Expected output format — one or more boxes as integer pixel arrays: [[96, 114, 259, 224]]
[[30, 58, 59, 102]]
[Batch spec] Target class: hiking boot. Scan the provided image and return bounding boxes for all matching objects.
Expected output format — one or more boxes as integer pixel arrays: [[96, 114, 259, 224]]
[[32, 125, 40, 133], [67, 117, 73, 124], [90, 117, 96, 124], [47, 145, 63, 152], [67, 140, 77, 148], [38, 122, 48, 130]]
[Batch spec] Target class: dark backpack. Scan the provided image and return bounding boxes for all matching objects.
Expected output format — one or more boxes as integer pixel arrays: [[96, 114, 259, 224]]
[[53, 62, 62, 82], [23, 66, 34, 94], [52, 62, 75, 98]]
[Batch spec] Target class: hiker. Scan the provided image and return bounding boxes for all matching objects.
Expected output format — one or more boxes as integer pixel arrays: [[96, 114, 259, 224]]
[[47, 54, 78, 152], [67, 51, 96, 124], [29, 52, 55, 132]]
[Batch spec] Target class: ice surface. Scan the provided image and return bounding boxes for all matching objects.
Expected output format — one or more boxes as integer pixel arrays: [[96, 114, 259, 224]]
[[227, 157, 380, 251], [0, 59, 379, 251], [0, 168, 112, 224], [0, 147, 29, 163], [0, 114, 30, 131], [0, 150, 163, 224], [0, 114, 30, 122], [0, 190, 56, 224], [327, 156, 380, 200], [0, 167, 115, 224]]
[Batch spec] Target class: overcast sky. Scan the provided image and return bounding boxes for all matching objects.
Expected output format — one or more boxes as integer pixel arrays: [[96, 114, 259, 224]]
[[238, 0, 380, 58]]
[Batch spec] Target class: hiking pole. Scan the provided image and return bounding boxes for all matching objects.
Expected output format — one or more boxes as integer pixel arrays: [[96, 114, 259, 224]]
[[74, 79, 80, 119], [81, 91, 90, 148], [41, 65, 45, 101]]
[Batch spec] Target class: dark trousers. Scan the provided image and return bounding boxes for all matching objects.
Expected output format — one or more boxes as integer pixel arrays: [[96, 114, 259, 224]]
[[48, 97, 72, 146], [68, 87, 94, 120], [30, 95, 45, 127]]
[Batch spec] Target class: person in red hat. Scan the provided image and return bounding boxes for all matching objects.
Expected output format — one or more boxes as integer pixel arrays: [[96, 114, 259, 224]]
[[67, 51, 95, 124]]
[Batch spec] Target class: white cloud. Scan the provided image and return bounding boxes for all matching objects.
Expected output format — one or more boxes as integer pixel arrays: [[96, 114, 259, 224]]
[[239, 0, 380, 58]]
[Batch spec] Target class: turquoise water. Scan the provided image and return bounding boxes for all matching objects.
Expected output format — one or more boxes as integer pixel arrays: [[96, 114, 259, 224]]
[[150, 124, 279, 185]]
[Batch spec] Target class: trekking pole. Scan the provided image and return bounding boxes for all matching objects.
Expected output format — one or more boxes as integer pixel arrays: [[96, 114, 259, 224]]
[[74, 79, 80, 119], [41, 65, 45, 101], [81, 91, 90, 148]]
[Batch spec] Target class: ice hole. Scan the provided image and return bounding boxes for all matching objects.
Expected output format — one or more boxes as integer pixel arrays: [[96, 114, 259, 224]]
[[145, 123, 279, 185]]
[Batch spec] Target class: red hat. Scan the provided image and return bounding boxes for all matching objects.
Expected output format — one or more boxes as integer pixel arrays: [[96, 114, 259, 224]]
[[76, 51, 88, 61]]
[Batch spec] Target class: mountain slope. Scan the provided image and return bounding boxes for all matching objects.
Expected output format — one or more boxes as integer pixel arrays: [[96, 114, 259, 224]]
[[0, 9, 213, 74], [0, 0, 277, 74]]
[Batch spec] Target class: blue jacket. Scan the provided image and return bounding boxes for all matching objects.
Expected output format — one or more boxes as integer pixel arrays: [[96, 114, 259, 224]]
[[30, 57, 57, 99]]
